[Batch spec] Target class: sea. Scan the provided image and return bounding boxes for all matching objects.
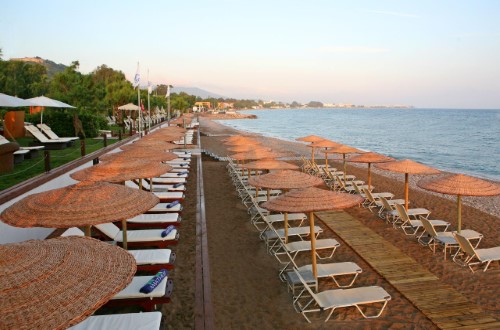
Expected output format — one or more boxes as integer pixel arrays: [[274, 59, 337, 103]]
[[217, 108, 500, 182]]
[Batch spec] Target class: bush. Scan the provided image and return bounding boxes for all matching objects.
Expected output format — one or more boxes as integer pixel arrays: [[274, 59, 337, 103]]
[[25, 110, 109, 138]]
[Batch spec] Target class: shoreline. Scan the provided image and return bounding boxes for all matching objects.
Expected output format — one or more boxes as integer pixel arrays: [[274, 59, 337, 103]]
[[200, 117, 500, 219]]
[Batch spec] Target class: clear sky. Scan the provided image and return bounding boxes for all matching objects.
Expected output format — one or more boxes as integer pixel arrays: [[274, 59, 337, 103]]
[[1, 0, 500, 108]]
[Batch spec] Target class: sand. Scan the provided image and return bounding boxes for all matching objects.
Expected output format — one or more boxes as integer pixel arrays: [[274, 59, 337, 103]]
[[191, 117, 499, 329], [104, 117, 499, 329]]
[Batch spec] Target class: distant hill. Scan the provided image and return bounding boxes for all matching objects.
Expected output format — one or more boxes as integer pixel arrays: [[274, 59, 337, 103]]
[[10, 56, 67, 77], [172, 86, 225, 99], [153, 85, 226, 99]]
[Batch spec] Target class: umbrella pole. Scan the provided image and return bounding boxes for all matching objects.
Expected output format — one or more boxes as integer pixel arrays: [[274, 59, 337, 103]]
[[325, 152, 328, 170], [122, 219, 128, 250], [150, 178, 153, 192], [267, 188, 270, 201], [311, 147, 315, 162], [309, 212, 317, 279], [284, 212, 289, 243], [404, 173, 409, 210], [138, 179, 143, 190], [457, 195, 462, 233], [367, 163, 372, 188], [84, 225, 91, 237], [255, 187, 259, 198], [343, 154, 347, 182]]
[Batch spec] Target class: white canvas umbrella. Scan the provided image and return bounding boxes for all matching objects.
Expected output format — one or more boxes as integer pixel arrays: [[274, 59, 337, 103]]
[[26, 96, 75, 124], [117, 103, 141, 111], [0, 93, 33, 107]]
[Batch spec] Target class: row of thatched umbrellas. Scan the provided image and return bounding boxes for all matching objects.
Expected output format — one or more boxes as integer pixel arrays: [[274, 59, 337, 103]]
[[0, 123, 192, 328], [224, 133, 500, 278], [295, 134, 500, 233], [222, 135, 363, 279]]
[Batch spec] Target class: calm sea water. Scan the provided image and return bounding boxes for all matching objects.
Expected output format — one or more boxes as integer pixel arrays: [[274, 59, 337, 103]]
[[219, 108, 500, 181]]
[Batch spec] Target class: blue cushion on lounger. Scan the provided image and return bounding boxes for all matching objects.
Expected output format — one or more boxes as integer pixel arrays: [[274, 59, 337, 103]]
[[172, 183, 183, 188], [177, 171, 188, 176], [161, 225, 175, 238], [139, 269, 168, 294], [166, 200, 180, 208], [180, 164, 188, 167]]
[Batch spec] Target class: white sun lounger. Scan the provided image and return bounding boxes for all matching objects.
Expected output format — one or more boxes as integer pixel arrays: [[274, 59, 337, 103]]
[[453, 232, 500, 272], [146, 202, 183, 213], [262, 226, 323, 253], [151, 177, 187, 184], [105, 275, 173, 312], [166, 158, 191, 164], [68, 312, 162, 330], [37, 123, 79, 142], [394, 204, 448, 237], [24, 124, 69, 149], [59, 227, 175, 271], [159, 172, 189, 178], [126, 213, 181, 228], [154, 191, 185, 201], [128, 249, 173, 267], [139, 180, 186, 192], [173, 151, 191, 157], [293, 269, 391, 323], [169, 168, 190, 173], [94, 222, 179, 248], [274, 239, 340, 277], [113, 276, 169, 300], [286, 262, 363, 294]]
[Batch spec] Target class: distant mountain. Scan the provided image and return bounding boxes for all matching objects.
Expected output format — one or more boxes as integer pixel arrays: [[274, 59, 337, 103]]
[[172, 86, 225, 99], [10, 56, 67, 77]]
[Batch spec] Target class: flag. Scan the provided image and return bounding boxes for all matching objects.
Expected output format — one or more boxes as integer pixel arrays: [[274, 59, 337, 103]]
[[165, 85, 170, 98], [133, 62, 140, 88], [147, 69, 153, 94]]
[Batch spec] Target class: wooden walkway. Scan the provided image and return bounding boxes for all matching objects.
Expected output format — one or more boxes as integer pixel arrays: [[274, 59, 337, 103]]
[[317, 210, 499, 330]]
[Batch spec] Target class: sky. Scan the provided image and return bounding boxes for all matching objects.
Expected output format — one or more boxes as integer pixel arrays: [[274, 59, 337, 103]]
[[1, 0, 500, 108]]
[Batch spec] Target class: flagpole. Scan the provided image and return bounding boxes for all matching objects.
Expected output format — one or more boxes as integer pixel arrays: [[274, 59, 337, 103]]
[[137, 85, 141, 136], [147, 69, 151, 133], [166, 85, 172, 127]]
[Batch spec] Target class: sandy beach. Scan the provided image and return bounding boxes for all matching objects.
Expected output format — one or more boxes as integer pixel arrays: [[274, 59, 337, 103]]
[[156, 117, 499, 329]]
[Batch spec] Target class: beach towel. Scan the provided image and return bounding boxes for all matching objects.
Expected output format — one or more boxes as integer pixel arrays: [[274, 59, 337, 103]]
[[161, 225, 176, 238], [139, 269, 168, 294]]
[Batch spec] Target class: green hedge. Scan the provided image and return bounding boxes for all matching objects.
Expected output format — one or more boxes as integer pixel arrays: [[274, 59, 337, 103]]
[[25, 110, 109, 138]]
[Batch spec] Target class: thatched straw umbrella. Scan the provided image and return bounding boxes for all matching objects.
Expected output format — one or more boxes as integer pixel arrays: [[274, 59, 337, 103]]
[[70, 159, 172, 184], [249, 170, 324, 242], [326, 145, 363, 182], [418, 173, 500, 233], [347, 152, 394, 188], [100, 149, 178, 163], [224, 138, 261, 147], [243, 159, 299, 172], [0, 236, 136, 329], [121, 141, 180, 151], [296, 135, 325, 162], [262, 187, 363, 278], [309, 139, 342, 169], [227, 145, 271, 153], [243, 160, 300, 200], [230, 150, 288, 177], [0, 181, 159, 249], [375, 159, 440, 210]]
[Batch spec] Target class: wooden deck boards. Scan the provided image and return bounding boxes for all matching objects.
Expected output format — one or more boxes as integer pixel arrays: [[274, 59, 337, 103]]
[[317, 210, 499, 329]]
